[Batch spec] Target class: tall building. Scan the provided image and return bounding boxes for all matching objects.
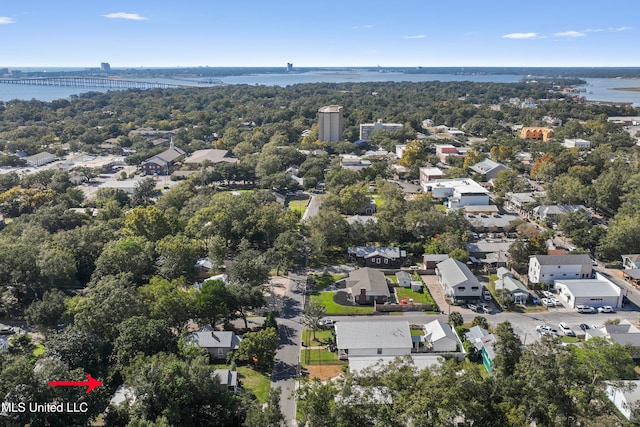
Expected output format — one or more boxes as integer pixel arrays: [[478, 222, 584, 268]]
[[286, 62, 293, 72], [359, 119, 403, 141], [100, 62, 111, 72], [318, 105, 343, 142]]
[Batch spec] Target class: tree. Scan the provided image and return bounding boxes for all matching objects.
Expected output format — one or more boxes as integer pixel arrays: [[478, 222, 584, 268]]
[[471, 315, 489, 330], [244, 386, 286, 427], [124, 205, 175, 242], [493, 321, 521, 377], [156, 234, 200, 281], [228, 249, 271, 288], [92, 237, 155, 284], [449, 311, 463, 327], [233, 327, 279, 372], [131, 177, 158, 207], [228, 284, 266, 329], [296, 378, 338, 427], [36, 242, 77, 291], [493, 170, 529, 197], [25, 289, 67, 332], [112, 316, 177, 368], [196, 279, 233, 327], [302, 300, 326, 341], [138, 276, 196, 329]]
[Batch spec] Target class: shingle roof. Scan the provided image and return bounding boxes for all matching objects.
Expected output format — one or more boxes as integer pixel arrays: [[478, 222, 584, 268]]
[[532, 254, 592, 266], [185, 331, 242, 349], [344, 268, 390, 297]]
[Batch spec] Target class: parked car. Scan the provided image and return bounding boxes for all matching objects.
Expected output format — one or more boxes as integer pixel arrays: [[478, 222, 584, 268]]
[[558, 322, 576, 337], [579, 323, 590, 331], [541, 298, 555, 307], [483, 290, 492, 301], [536, 325, 558, 336], [576, 305, 596, 313], [0, 325, 15, 335], [598, 306, 614, 313], [467, 303, 478, 311], [479, 303, 492, 314], [319, 319, 335, 327]]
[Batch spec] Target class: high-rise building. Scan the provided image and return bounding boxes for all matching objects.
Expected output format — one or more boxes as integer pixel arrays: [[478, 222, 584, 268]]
[[318, 105, 343, 142], [359, 119, 403, 141], [100, 62, 111, 72], [286, 62, 293, 72]]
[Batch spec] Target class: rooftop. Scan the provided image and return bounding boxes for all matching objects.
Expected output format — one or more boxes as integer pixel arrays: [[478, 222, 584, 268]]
[[335, 321, 412, 350], [532, 254, 592, 266]]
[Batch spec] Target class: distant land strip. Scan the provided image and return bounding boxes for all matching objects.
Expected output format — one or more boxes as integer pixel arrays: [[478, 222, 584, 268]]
[[611, 87, 640, 92]]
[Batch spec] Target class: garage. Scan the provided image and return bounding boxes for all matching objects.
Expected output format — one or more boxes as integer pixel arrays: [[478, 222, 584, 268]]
[[555, 273, 623, 309]]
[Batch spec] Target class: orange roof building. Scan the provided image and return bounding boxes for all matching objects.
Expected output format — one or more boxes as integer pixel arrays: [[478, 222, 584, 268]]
[[520, 127, 554, 142]]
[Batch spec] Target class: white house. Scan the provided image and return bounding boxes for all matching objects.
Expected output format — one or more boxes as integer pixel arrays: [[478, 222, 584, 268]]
[[606, 380, 640, 422], [435, 258, 483, 303], [419, 167, 444, 186], [495, 267, 531, 304], [555, 273, 623, 309], [395, 271, 412, 288], [417, 319, 460, 353], [562, 138, 591, 149], [528, 254, 593, 285], [425, 178, 490, 209], [25, 151, 55, 167], [335, 321, 412, 360]]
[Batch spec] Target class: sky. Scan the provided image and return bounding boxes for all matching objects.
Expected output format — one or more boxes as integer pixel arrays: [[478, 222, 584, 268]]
[[0, 0, 638, 68]]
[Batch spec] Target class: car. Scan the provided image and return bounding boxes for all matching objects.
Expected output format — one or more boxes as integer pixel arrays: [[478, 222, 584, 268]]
[[409, 266, 419, 270], [598, 306, 614, 313], [536, 325, 558, 336], [550, 297, 560, 306], [579, 323, 590, 331], [467, 303, 478, 311], [541, 298, 555, 307], [319, 319, 335, 327], [576, 305, 596, 313], [0, 325, 15, 335], [558, 322, 576, 337], [543, 291, 554, 299], [483, 290, 492, 301]]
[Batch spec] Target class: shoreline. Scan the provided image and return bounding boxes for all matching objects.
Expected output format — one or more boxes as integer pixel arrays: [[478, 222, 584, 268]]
[[611, 87, 640, 92]]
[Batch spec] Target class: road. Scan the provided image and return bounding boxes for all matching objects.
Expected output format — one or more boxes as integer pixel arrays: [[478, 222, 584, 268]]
[[302, 193, 322, 222], [270, 273, 305, 426]]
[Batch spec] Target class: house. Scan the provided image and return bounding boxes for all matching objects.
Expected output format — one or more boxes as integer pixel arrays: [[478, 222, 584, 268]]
[[183, 149, 237, 166], [25, 151, 55, 167], [423, 254, 450, 270], [464, 326, 497, 372], [184, 330, 242, 360], [340, 154, 371, 171], [469, 159, 510, 181], [348, 246, 406, 268], [347, 354, 444, 374], [424, 178, 490, 208], [504, 191, 545, 214], [396, 271, 412, 288], [414, 319, 461, 353], [532, 205, 588, 222], [342, 268, 391, 305], [622, 269, 640, 288], [335, 321, 412, 360], [141, 144, 186, 176], [213, 369, 240, 394], [519, 127, 554, 141], [622, 254, 640, 270], [435, 258, 483, 303], [562, 138, 591, 149], [495, 267, 531, 304], [587, 320, 640, 358], [528, 254, 593, 285], [555, 273, 623, 309], [419, 167, 444, 185], [606, 380, 640, 422], [435, 144, 463, 163]]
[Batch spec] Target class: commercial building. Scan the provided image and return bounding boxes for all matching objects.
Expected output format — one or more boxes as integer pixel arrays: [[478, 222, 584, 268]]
[[424, 178, 490, 208], [519, 127, 554, 141], [469, 159, 510, 180], [318, 105, 343, 142], [562, 138, 591, 149], [359, 119, 403, 141], [555, 273, 623, 309], [25, 152, 55, 167]]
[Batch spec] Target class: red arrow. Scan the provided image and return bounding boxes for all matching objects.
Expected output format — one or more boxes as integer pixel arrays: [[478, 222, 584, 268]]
[[48, 373, 103, 394]]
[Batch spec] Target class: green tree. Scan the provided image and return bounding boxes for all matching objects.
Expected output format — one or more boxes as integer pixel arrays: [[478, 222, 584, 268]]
[[296, 378, 338, 427], [124, 205, 175, 242], [244, 386, 286, 427], [156, 234, 200, 281], [227, 249, 271, 288], [196, 279, 233, 327], [131, 177, 158, 207], [25, 289, 68, 333], [493, 321, 521, 377], [449, 311, 464, 328], [233, 327, 279, 372], [471, 315, 490, 330], [113, 316, 177, 368], [302, 300, 326, 341]]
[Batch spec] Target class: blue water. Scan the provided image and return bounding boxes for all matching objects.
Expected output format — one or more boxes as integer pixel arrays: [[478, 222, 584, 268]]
[[0, 71, 639, 106]]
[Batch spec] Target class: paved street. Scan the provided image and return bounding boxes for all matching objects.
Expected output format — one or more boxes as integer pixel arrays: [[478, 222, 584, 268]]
[[301, 194, 322, 221], [270, 274, 305, 426]]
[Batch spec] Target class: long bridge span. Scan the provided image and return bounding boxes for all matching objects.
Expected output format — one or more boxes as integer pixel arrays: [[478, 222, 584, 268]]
[[0, 77, 197, 89]]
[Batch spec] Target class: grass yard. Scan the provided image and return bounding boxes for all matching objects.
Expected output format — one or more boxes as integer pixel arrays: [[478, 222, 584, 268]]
[[386, 275, 399, 284], [237, 366, 271, 403], [396, 287, 435, 306], [302, 328, 334, 347], [371, 194, 385, 209], [301, 349, 344, 366], [33, 343, 45, 357], [310, 292, 375, 315], [287, 197, 310, 216], [308, 273, 346, 291]]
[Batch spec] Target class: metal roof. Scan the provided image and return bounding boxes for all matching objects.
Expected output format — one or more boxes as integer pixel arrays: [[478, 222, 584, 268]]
[[335, 321, 412, 350]]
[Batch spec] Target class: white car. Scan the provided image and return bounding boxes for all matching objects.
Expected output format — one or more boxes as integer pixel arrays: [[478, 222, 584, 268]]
[[576, 305, 596, 313], [483, 290, 492, 301], [319, 319, 335, 327], [536, 325, 558, 336], [541, 298, 554, 307], [598, 306, 614, 313], [558, 322, 576, 337]]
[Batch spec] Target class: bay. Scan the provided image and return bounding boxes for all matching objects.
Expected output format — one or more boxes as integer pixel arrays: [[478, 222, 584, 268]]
[[0, 71, 639, 106]]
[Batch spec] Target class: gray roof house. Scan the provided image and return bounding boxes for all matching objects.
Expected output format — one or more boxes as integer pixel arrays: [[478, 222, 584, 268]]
[[469, 159, 510, 180], [415, 319, 460, 353], [343, 268, 391, 305], [25, 151, 55, 167], [335, 320, 412, 360], [533, 205, 588, 222], [435, 258, 482, 303], [213, 369, 240, 394], [495, 268, 531, 304], [185, 330, 242, 360]]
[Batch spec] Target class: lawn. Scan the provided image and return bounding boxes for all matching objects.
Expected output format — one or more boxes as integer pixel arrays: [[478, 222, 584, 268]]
[[302, 328, 334, 347], [310, 292, 375, 315], [308, 273, 346, 291], [371, 194, 385, 209], [237, 366, 271, 403], [396, 286, 435, 306], [287, 197, 309, 216], [301, 349, 344, 366], [33, 343, 45, 358]]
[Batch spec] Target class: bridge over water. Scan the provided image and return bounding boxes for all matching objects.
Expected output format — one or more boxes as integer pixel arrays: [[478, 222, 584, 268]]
[[0, 77, 197, 89]]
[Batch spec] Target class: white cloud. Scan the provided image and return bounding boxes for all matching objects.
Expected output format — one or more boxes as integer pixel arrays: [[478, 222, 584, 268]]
[[503, 32, 537, 39], [102, 12, 148, 21], [403, 34, 425, 39], [353, 25, 373, 29], [0, 17, 15, 24], [611, 26, 632, 32], [554, 30, 586, 38]]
